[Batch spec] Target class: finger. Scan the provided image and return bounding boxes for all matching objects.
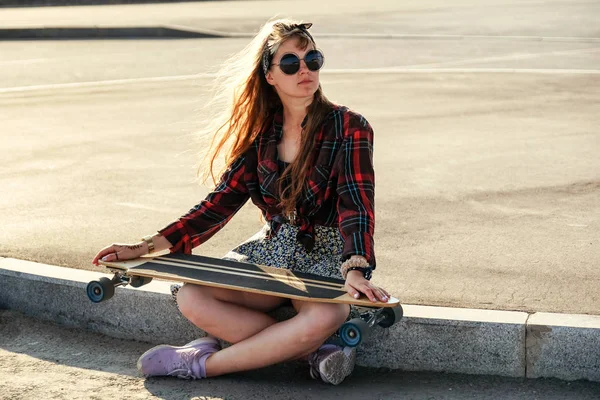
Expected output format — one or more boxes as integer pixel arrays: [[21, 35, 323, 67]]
[[100, 250, 120, 263], [365, 284, 389, 302], [359, 286, 377, 302], [345, 283, 362, 300], [367, 285, 388, 303], [369, 285, 385, 299], [92, 246, 116, 265], [375, 288, 389, 302], [382, 289, 391, 300]]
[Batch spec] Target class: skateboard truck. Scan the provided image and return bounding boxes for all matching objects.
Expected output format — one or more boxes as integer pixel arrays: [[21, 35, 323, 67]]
[[338, 305, 403, 347], [86, 272, 153, 303]]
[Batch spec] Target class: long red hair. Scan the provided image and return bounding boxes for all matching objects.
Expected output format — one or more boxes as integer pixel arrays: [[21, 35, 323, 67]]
[[198, 19, 334, 216]]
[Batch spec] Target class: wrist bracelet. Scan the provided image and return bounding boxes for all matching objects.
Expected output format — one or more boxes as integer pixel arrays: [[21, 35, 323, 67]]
[[141, 235, 155, 253], [340, 255, 371, 279], [346, 266, 373, 280]]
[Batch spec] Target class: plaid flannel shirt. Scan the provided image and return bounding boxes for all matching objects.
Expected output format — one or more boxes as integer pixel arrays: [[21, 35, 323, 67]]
[[158, 105, 376, 269]]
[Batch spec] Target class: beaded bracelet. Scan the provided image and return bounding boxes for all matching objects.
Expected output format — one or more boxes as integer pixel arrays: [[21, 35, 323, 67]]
[[340, 255, 370, 279]]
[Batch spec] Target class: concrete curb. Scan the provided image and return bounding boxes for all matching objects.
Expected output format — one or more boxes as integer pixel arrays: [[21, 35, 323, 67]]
[[1, 257, 599, 382]]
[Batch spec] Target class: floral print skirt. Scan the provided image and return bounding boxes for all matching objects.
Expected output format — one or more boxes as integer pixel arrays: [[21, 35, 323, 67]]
[[223, 223, 344, 280]]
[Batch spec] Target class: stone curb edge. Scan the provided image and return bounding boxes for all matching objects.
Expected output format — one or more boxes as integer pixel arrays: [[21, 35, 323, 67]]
[[0, 257, 598, 382]]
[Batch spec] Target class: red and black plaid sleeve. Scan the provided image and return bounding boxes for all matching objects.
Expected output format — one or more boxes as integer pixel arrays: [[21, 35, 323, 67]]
[[158, 156, 250, 254], [336, 113, 376, 268]]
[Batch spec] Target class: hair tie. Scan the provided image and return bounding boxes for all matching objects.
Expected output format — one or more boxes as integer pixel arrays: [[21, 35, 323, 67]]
[[262, 49, 270, 76], [295, 22, 314, 43], [262, 22, 315, 76]]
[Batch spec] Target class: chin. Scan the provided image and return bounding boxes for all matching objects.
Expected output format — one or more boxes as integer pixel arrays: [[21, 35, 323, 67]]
[[297, 84, 319, 96]]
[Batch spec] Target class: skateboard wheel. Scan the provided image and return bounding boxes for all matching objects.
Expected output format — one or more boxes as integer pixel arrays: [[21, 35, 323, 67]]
[[86, 277, 115, 303], [378, 305, 404, 328], [339, 318, 371, 347], [130, 275, 153, 288]]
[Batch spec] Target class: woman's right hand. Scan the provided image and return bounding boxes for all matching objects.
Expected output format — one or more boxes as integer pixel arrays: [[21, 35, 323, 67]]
[[92, 242, 148, 266]]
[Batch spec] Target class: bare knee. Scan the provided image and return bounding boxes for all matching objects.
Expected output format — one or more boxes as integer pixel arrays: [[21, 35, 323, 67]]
[[177, 283, 212, 318], [295, 303, 349, 345]]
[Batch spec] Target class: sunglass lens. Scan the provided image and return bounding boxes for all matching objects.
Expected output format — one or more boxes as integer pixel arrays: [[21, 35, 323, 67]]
[[305, 50, 324, 71], [279, 54, 300, 75]]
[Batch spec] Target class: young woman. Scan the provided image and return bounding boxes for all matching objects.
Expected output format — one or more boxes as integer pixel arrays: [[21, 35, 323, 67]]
[[92, 19, 390, 385]]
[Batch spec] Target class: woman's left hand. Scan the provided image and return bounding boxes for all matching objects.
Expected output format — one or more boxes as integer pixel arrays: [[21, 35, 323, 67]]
[[345, 270, 390, 303]]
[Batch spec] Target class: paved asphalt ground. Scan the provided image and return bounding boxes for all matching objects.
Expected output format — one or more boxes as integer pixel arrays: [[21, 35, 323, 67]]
[[0, 1, 599, 398], [1, 0, 599, 315]]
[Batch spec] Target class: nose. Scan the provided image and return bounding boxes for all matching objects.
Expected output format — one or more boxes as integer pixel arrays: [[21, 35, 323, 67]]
[[298, 59, 310, 74]]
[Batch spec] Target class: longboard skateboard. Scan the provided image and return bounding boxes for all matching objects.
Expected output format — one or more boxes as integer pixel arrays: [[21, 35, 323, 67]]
[[87, 253, 402, 347]]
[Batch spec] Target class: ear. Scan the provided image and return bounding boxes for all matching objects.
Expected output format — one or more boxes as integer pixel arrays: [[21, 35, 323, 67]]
[[265, 70, 276, 86]]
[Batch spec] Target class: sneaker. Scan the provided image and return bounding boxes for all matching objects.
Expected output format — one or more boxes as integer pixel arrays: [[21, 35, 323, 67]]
[[137, 336, 220, 379], [184, 336, 221, 351], [308, 344, 356, 385]]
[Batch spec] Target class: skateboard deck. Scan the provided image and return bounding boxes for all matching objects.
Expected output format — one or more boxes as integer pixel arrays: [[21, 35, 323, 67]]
[[96, 252, 399, 307]]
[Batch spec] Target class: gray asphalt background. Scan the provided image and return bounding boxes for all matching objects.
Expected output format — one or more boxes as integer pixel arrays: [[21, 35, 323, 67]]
[[1, 0, 599, 315]]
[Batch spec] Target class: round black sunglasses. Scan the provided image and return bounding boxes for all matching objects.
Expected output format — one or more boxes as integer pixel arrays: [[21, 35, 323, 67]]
[[271, 49, 325, 75]]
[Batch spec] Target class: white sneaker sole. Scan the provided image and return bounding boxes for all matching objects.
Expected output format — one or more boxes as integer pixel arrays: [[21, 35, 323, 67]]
[[318, 347, 356, 385]]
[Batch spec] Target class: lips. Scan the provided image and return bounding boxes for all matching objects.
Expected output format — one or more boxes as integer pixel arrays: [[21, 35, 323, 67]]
[[298, 79, 313, 84]]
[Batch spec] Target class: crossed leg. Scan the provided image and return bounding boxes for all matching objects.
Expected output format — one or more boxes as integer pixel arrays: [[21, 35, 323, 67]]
[[176, 283, 349, 377]]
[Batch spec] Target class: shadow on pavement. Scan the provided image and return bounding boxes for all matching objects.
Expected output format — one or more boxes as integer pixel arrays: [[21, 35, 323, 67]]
[[0, 309, 148, 378], [142, 364, 600, 400], [0, 0, 213, 8], [0, 27, 223, 40]]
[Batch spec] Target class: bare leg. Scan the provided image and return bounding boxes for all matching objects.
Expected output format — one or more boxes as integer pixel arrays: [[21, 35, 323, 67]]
[[177, 283, 288, 344], [203, 300, 348, 377], [177, 283, 349, 377]]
